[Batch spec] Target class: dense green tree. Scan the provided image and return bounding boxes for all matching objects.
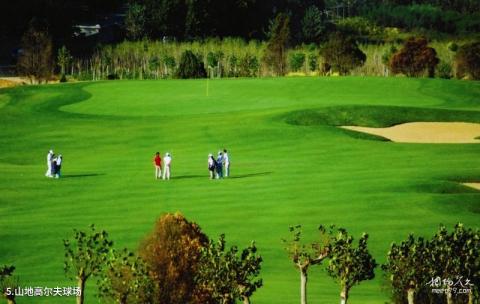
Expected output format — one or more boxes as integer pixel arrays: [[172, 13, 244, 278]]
[[141, 0, 187, 38], [455, 42, 480, 80], [239, 54, 260, 77], [320, 32, 366, 75], [125, 3, 146, 41], [98, 248, 154, 304], [429, 224, 480, 304], [17, 24, 53, 83], [197, 234, 263, 304], [264, 13, 291, 76], [301, 6, 326, 43], [139, 213, 210, 304], [389, 37, 439, 77], [0, 265, 17, 304], [283, 225, 330, 304], [289, 52, 306, 72], [64, 225, 113, 304], [185, 0, 211, 39], [327, 228, 377, 304], [382, 235, 432, 304]]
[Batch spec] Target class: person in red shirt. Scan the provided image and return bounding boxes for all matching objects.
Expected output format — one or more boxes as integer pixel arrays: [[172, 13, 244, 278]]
[[153, 152, 162, 180]]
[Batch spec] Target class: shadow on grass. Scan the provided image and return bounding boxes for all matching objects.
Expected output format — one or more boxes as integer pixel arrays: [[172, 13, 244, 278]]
[[62, 173, 105, 178], [229, 172, 273, 179], [174, 175, 205, 180]]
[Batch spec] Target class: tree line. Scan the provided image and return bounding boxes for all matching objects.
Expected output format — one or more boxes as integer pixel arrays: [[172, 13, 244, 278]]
[[18, 18, 480, 83], [1, 216, 478, 304], [1, 0, 479, 54]]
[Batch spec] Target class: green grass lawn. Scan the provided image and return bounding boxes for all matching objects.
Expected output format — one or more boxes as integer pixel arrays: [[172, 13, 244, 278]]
[[0, 76, 479, 304]]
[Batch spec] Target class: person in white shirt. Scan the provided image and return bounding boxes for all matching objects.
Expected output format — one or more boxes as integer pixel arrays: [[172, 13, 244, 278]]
[[45, 150, 54, 177], [223, 149, 230, 177], [163, 152, 172, 180], [208, 153, 216, 179]]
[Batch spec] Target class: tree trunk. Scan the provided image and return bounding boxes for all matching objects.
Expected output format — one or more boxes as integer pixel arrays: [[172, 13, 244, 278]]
[[467, 291, 473, 304], [242, 295, 250, 304], [407, 288, 415, 304], [77, 277, 86, 304], [6, 296, 16, 304], [446, 290, 453, 304], [340, 284, 349, 304], [300, 267, 308, 304]]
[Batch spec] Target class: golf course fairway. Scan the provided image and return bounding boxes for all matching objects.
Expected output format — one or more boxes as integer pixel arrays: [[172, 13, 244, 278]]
[[1, 76, 479, 303]]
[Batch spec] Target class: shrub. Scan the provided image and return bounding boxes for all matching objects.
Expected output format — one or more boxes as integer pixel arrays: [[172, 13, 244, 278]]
[[320, 33, 366, 75], [175, 50, 206, 79], [436, 61, 452, 79], [455, 42, 480, 80], [381, 45, 398, 65], [228, 55, 239, 77], [308, 53, 318, 72], [289, 52, 306, 72], [447, 42, 458, 52], [389, 37, 439, 77], [239, 54, 259, 77]]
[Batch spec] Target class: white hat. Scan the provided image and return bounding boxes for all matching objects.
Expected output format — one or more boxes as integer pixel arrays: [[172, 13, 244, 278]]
[[166, 152, 170, 156], [49, 150, 53, 153], [208, 153, 213, 157]]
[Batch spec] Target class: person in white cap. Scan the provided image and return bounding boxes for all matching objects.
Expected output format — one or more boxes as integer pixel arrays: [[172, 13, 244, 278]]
[[163, 152, 172, 180], [208, 153, 216, 179], [45, 150, 54, 177]]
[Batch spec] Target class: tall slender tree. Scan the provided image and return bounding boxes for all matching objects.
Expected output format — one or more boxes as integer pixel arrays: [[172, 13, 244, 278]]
[[327, 228, 377, 304], [64, 225, 113, 304], [283, 225, 330, 304], [264, 13, 290, 76]]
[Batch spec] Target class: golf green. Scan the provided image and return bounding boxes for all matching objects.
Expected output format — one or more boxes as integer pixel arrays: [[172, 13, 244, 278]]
[[1, 77, 479, 303]]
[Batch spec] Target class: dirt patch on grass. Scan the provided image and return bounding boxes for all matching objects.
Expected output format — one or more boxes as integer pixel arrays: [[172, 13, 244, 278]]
[[341, 122, 480, 143]]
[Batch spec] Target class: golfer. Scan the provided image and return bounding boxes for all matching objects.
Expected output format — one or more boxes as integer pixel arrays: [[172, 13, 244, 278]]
[[223, 149, 230, 177], [208, 153, 216, 179], [163, 152, 172, 180], [45, 150, 54, 177], [55, 154, 62, 178], [216, 151, 224, 179], [153, 152, 162, 179]]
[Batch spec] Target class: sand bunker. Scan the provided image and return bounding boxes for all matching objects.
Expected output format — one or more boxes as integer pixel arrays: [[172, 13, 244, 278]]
[[462, 183, 480, 190], [341, 122, 480, 143]]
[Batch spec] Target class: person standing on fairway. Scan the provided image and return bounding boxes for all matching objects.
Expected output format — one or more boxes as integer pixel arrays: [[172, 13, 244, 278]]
[[223, 149, 230, 177], [45, 150, 54, 177], [163, 152, 172, 180], [208, 153, 216, 179], [216, 151, 224, 179], [55, 154, 63, 178], [153, 152, 162, 179]]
